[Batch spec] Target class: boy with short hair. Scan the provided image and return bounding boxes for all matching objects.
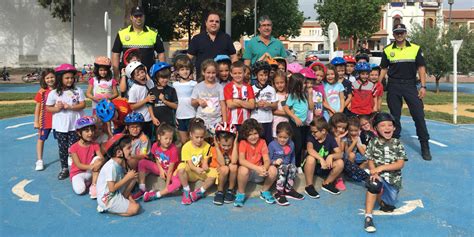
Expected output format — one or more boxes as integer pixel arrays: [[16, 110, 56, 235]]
[[148, 62, 178, 127], [369, 64, 384, 112], [224, 61, 256, 130], [303, 117, 344, 198], [363, 112, 406, 233]]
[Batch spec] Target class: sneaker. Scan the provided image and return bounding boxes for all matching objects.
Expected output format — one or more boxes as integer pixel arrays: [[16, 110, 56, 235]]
[[304, 185, 320, 199], [379, 201, 396, 212], [131, 190, 145, 200], [224, 189, 235, 204], [285, 188, 305, 200], [143, 191, 158, 202], [96, 205, 106, 213], [297, 167, 303, 174], [35, 160, 44, 171], [259, 191, 276, 204], [57, 168, 69, 180], [322, 182, 341, 195], [233, 193, 245, 207], [335, 177, 346, 191], [181, 190, 192, 205], [364, 216, 376, 233], [190, 188, 204, 202], [89, 184, 97, 199], [275, 192, 289, 206], [67, 155, 72, 167], [213, 191, 224, 205]]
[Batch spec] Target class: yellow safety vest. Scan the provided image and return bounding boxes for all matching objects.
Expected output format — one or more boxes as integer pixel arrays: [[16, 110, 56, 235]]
[[118, 25, 158, 49], [383, 42, 420, 64]]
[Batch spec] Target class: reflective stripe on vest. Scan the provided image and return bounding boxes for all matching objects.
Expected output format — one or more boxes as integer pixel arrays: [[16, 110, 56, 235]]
[[383, 43, 420, 64], [118, 26, 157, 49]]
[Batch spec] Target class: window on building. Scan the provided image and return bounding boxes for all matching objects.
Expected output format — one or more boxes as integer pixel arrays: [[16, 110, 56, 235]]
[[393, 17, 402, 26], [303, 43, 312, 52], [425, 18, 435, 28], [293, 44, 300, 52]]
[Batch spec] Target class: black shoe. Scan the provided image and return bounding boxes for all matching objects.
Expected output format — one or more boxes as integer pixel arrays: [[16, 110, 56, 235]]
[[364, 216, 376, 233], [421, 141, 432, 161], [213, 191, 224, 205], [304, 185, 320, 199], [224, 189, 235, 204], [322, 182, 340, 195], [275, 192, 289, 206], [379, 201, 396, 212], [285, 188, 305, 200], [57, 168, 69, 180]]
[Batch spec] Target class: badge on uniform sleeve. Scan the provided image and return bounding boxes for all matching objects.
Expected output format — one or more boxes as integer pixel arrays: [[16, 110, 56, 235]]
[[125, 35, 130, 41], [390, 52, 395, 57]]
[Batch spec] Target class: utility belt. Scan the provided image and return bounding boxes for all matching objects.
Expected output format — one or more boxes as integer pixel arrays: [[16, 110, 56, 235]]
[[388, 77, 417, 85]]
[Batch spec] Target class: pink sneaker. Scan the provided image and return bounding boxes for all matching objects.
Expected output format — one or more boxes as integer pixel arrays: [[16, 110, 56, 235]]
[[181, 190, 192, 205], [335, 178, 346, 191], [190, 188, 204, 202], [131, 190, 145, 200], [89, 184, 97, 199], [143, 191, 158, 202]]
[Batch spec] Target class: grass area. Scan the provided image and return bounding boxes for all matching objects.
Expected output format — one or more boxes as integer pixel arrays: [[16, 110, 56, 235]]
[[0, 101, 92, 119], [0, 93, 36, 101], [466, 109, 474, 113], [382, 91, 474, 105], [381, 105, 474, 124]]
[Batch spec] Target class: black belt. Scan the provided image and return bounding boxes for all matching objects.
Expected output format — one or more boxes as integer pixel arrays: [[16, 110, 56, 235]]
[[388, 78, 417, 85]]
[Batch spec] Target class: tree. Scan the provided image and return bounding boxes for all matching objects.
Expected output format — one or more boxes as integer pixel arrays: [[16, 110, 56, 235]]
[[316, 0, 388, 51], [445, 25, 473, 76]]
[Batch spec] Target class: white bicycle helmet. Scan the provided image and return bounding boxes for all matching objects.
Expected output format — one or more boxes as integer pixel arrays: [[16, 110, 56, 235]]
[[125, 61, 144, 78]]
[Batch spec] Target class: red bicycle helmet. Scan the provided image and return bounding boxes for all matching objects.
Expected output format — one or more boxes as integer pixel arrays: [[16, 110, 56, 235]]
[[343, 55, 356, 64], [309, 61, 327, 74], [215, 122, 237, 135]]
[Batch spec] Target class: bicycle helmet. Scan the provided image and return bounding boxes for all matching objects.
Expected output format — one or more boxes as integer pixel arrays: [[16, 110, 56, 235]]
[[300, 67, 316, 80], [343, 55, 356, 64], [309, 61, 327, 74], [370, 63, 381, 71], [252, 60, 271, 75], [330, 57, 346, 66], [55, 64, 77, 74], [75, 116, 96, 130], [124, 112, 144, 124], [355, 62, 372, 72], [149, 62, 171, 78], [305, 55, 319, 67], [287, 62, 303, 74], [266, 57, 279, 67], [372, 112, 395, 127], [125, 61, 144, 78], [355, 53, 370, 62], [123, 48, 140, 66], [96, 99, 116, 122], [215, 122, 237, 135], [94, 56, 111, 67], [214, 54, 231, 63]]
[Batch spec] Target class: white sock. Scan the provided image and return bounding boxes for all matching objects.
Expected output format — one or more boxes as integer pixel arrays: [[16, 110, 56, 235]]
[[139, 184, 146, 191], [183, 185, 190, 192], [365, 214, 373, 218], [200, 187, 206, 193], [156, 191, 162, 198]]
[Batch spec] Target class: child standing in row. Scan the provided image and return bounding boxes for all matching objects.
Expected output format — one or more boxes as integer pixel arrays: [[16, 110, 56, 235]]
[[173, 56, 197, 144], [148, 62, 178, 127], [214, 55, 232, 86], [192, 59, 227, 132], [86, 56, 118, 114], [349, 62, 376, 116], [234, 119, 277, 207], [269, 122, 304, 206], [34, 69, 55, 171], [46, 64, 85, 180], [251, 61, 277, 144], [370, 64, 384, 112], [343, 55, 357, 83], [330, 57, 352, 116], [323, 65, 345, 121], [272, 71, 289, 138]]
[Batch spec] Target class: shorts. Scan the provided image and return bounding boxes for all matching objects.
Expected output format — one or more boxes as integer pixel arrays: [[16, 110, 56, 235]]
[[177, 119, 191, 132], [380, 179, 399, 206], [354, 153, 367, 164], [99, 193, 130, 214], [248, 169, 265, 183], [315, 163, 331, 178], [38, 128, 52, 141], [175, 162, 218, 182]]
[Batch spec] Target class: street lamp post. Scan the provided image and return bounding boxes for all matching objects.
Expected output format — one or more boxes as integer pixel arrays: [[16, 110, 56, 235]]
[[448, 0, 454, 29], [71, 0, 75, 66]]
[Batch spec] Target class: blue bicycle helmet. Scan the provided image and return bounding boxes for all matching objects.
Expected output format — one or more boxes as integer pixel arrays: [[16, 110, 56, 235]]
[[370, 63, 381, 71], [214, 54, 231, 63], [96, 99, 115, 122], [124, 112, 144, 124], [330, 57, 346, 66], [355, 62, 372, 72], [149, 62, 171, 78], [75, 116, 96, 130]]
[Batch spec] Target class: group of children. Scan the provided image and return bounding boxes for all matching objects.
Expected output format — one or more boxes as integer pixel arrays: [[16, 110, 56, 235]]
[[33, 52, 406, 232]]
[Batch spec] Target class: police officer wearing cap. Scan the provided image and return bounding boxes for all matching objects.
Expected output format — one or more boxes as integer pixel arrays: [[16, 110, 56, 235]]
[[379, 23, 432, 161], [112, 6, 165, 94]]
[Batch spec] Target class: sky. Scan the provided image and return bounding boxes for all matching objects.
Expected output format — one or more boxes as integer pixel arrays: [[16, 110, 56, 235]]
[[299, 0, 473, 20]]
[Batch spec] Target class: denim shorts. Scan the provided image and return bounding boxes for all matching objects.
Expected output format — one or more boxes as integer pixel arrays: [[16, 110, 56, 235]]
[[381, 179, 399, 206], [177, 119, 191, 132]]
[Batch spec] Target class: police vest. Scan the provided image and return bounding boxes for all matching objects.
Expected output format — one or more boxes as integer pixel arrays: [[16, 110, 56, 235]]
[[383, 42, 420, 64], [118, 25, 157, 49]]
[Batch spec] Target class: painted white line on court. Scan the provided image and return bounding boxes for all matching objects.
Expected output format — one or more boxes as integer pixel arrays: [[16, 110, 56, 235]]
[[359, 199, 423, 216], [411, 136, 448, 147], [12, 179, 39, 202], [5, 122, 34, 129], [16, 133, 37, 140]]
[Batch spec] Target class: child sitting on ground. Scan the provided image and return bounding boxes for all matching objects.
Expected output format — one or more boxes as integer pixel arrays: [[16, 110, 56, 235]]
[[363, 112, 407, 233], [269, 122, 304, 206], [342, 117, 370, 183], [234, 118, 277, 207]]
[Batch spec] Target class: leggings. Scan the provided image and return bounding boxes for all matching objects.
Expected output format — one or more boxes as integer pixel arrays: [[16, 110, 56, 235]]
[[289, 120, 308, 168], [275, 164, 297, 192], [343, 158, 369, 182], [261, 122, 273, 145], [72, 172, 92, 195], [55, 131, 79, 169], [138, 159, 181, 193]]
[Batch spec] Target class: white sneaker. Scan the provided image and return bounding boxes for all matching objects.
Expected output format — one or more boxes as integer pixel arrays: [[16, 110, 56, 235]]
[[68, 155, 72, 167], [297, 167, 303, 174], [35, 160, 44, 171]]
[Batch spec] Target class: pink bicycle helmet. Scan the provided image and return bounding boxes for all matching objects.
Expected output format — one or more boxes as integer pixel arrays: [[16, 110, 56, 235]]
[[309, 61, 327, 74], [55, 64, 77, 73], [300, 67, 316, 79], [94, 56, 112, 67], [287, 62, 303, 74]]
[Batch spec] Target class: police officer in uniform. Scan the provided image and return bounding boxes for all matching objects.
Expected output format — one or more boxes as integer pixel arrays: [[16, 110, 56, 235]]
[[111, 6, 165, 94], [379, 24, 432, 161]]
